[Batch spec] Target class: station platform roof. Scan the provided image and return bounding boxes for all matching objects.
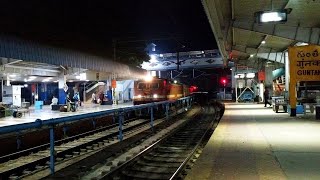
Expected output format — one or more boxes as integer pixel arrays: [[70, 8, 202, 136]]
[[0, 36, 146, 83], [202, 0, 320, 70]]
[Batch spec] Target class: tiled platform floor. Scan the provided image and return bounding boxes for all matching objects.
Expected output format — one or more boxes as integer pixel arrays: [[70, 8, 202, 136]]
[[186, 103, 320, 180], [0, 102, 133, 128]]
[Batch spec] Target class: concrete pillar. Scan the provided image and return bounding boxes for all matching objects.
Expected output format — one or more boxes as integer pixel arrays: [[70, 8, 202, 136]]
[[265, 65, 274, 91], [40, 83, 48, 102], [112, 73, 117, 106], [1, 78, 3, 102], [285, 51, 289, 92], [231, 67, 235, 88], [58, 73, 67, 104], [259, 83, 264, 102]]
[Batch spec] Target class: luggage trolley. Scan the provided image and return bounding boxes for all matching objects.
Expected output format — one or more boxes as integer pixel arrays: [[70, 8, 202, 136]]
[[11, 105, 30, 118]]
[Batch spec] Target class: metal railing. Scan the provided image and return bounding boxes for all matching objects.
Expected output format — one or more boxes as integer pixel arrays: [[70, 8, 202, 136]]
[[0, 96, 194, 174]]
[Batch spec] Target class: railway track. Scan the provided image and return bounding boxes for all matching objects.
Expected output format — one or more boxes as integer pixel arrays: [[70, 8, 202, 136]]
[[0, 116, 161, 179], [85, 105, 218, 180], [0, 103, 220, 180], [0, 106, 188, 179]]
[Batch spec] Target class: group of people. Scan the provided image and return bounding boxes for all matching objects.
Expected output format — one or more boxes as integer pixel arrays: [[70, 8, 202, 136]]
[[50, 92, 81, 111], [91, 92, 106, 104], [51, 91, 105, 109]]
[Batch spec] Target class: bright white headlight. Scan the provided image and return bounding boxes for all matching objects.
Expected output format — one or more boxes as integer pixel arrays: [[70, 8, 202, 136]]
[[153, 94, 158, 98], [138, 94, 142, 98]]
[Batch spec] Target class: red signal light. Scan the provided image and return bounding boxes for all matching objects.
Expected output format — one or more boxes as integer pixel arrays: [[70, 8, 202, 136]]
[[220, 78, 227, 86], [189, 86, 198, 92]]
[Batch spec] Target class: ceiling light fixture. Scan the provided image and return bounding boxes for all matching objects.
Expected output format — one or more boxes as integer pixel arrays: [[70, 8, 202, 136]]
[[256, 10, 288, 23]]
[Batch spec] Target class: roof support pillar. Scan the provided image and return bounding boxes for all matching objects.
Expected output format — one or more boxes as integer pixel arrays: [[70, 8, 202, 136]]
[[58, 73, 67, 104]]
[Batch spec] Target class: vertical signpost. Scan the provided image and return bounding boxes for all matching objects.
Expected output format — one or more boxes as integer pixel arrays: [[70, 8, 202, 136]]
[[288, 45, 320, 116], [111, 73, 117, 106]]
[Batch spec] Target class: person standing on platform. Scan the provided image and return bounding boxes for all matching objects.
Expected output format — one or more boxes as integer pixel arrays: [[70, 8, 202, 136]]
[[92, 92, 97, 104], [73, 92, 80, 109], [264, 88, 272, 107], [99, 92, 104, 105], [50, 96, 58, 108]]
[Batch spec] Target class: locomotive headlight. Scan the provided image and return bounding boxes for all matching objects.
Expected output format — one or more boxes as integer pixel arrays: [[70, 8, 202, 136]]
[[138, 94, 142, 98], [153, 94, 158, 98]]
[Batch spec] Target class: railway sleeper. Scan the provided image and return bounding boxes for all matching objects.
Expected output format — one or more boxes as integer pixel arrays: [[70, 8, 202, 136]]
[[141, 155, 185, 163], [136, 160, 182, 168], [121, 169, 172, 180], [148, 152, 188, 158], [155, 148, 186, 153], [129, 164, 178, 174]]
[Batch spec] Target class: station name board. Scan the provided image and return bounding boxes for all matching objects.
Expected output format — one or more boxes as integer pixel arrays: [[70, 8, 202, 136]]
[[288, 45, 320, 81]]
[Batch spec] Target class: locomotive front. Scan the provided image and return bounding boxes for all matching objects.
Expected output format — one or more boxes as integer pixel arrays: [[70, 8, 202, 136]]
[[133, 78, 168, 105]]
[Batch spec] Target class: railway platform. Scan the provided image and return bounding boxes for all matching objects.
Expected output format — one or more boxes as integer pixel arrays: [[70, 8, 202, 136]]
[[0, 102, 134, 128], [186, 103, 320, 180]]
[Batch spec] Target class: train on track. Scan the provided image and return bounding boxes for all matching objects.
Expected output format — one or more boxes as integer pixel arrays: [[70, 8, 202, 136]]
[[133, 77, 193, 105]]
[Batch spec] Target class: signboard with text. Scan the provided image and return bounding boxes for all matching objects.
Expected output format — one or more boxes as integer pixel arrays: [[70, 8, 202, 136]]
[[288, 45, 320, 81], [288, 45, 320, 116]]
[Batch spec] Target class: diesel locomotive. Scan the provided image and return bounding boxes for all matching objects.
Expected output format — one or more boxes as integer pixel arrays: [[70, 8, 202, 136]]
[[133, 77, 191, 105]]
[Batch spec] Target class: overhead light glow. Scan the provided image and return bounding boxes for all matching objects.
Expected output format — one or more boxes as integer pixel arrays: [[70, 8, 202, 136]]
[[246, 73, 255, 78], [174, 80, 177, 83], [261, 40, 266, 44], [9, 74, 17, 77], [159, 54, 163, 58], [250, 54, 254, 57], [24, 84, 28, 87], [296, 42, 309, 46], [76, 75, 81, 79], [29, 76, 37, 79], [80, 73, 87, 80], [259, 11, 287, 23], [150, 55, 157, 62], [151, 71, 157, 77], [144, 75, 153, 82], [153, 94, 158, 98], [138, 94, 142, 98], [235, 74, 245, 78], [6, 79, 10, 86]]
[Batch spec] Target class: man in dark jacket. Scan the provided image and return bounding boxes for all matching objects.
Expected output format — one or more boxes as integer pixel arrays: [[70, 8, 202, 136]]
[[264, 88, 272, 107]]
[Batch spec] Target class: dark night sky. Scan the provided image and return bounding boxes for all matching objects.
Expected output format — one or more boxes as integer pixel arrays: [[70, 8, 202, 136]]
[[0, 0, 217, 58]]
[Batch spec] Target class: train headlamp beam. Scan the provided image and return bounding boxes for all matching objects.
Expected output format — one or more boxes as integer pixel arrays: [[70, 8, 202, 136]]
[[144, 75, 153, 82]]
